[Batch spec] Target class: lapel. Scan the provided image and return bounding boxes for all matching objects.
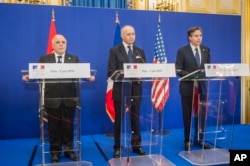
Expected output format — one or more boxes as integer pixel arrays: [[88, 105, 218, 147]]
[[187, 45, 205, 68], [64, 54, 70, 63], [48, 54, 56, 63], [64, 54, 75, 63], [118, 44, 129, 62], [187, 45, 197, 64], [132, 46, 137, 59], [200, 46, 205, 66]]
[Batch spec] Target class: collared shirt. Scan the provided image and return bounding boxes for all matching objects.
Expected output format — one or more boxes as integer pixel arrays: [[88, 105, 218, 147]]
[[190, 44, 201, 64], [54, 53, 65, 63], [123, 42, 133, 54]]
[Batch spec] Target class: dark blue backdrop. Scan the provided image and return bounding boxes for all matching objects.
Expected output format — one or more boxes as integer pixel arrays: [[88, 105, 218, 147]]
[[0, 3, 241, 139]]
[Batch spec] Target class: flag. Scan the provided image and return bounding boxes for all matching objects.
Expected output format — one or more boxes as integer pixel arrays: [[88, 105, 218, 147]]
[[46, 9, 57, 54], [113, 22, 121, 46], [105, 13, 122, 122], [105, 79, 115, 123], [40, 9, 57, 123], [151, 20, 170, 111]]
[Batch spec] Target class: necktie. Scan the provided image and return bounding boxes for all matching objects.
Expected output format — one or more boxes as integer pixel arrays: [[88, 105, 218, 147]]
[[195, 48, 200, 67], [127, 46, 133, 63], [57, 56, 62, 63]]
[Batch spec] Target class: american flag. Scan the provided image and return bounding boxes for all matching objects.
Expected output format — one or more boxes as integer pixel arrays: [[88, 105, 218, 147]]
[[151, 23, 169, 111]]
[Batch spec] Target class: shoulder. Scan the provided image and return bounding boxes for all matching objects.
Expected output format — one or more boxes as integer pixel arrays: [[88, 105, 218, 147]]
[[177, 45, 190, 53], [40, 54, 52, 58], [109, 44, 124, 55], [179, 45, 190, 50], [65, 53, 80, 62], [200, 45, 210, 50], [111, 43, 123, 50], [65, 53, 78, 58], [133, 45, 144, 52], [38, 54, 53, 61]]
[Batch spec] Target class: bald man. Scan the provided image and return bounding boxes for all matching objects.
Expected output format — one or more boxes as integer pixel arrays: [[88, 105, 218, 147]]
[[107, 25, 146, 158], [23, 34, 94, 163]]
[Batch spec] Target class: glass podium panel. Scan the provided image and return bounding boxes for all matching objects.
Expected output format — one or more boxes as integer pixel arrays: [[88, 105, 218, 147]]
[[109, 79, 175, 166], [178, 72, 238, 166], [22, 70, 96, 166]]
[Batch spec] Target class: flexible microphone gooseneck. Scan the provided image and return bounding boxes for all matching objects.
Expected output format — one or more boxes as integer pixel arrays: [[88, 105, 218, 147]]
[[136, 50, 145, 63]]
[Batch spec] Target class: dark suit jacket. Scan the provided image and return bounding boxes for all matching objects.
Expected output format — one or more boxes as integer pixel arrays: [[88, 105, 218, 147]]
[[175, 44, 210, 96], [39, 53, 80, 108], [107, 43, 146, 101]]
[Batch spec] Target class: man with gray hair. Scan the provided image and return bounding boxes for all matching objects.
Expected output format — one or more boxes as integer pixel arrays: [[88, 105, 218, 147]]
[[107, 25, 146, 158]]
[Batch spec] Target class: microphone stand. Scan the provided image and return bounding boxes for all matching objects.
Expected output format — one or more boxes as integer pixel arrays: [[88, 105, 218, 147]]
[[136, 50, 145, 63]]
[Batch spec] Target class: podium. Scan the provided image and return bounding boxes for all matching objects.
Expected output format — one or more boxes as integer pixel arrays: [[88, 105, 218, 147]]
[[22, 63, 96, 166], [108, 63, 176, 166], [178, 64, 249, 166]]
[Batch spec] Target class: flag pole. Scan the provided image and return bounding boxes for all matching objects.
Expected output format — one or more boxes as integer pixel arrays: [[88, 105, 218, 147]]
[[115, 11, 119, 24], [52, 8, 55, 21], [152, 13, 170, 136], [105, 11, 121, 138], [46, 8, 57, 54]]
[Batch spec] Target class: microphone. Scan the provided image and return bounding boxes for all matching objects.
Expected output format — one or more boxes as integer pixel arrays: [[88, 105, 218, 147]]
[[109, 70, 124, 80], [136, 50, 145, 63]]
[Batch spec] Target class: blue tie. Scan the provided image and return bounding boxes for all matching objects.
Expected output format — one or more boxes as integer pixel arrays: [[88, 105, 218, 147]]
[[195, 48, 200, 67], [127, 46, 133, 63], [57, 56, 62, 63]]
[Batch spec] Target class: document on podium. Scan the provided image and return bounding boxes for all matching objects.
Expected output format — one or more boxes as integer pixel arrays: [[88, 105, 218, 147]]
[[205, 63, 250, 77], [28, 63, 91, 79], [123, 63, 176, 78]]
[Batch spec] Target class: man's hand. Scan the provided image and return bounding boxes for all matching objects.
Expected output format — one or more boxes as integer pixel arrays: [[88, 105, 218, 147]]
[[22, 74, 29, 82], [88, 76, 95, 82]]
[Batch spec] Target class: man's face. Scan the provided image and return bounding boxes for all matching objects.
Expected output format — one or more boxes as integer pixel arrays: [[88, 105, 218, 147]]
[[52, 35, 67, 55], [122, 26, 135, 45], [189, 30, 202, 47]]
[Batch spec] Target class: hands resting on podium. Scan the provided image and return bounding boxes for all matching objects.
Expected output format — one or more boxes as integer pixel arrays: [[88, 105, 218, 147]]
[[22, 74, 95, 82], [87, 76, 95, 82], [22, 75, 29, 82]]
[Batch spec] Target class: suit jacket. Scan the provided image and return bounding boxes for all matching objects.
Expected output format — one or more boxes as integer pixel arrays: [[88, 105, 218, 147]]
[[39, 53, 80, 108], [107, 43, 146, 101], [175, 44, 210, 96]]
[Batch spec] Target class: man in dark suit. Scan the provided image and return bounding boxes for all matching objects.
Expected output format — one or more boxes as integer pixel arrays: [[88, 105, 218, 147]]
[[175, 26, 211, 151], [107, 25, 146, 158], [23, 34, 95, 163]]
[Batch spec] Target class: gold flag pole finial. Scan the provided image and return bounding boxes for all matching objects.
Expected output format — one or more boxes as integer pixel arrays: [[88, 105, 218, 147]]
[[158, 13, 161, 23], [115, 11, 119, 24], [52, 8, 55, 21]]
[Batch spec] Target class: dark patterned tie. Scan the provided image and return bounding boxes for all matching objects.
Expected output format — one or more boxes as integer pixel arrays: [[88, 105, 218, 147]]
[[195, 48, 200, 67], [127, 46, 133, 63], [57, 56, 62, 63]]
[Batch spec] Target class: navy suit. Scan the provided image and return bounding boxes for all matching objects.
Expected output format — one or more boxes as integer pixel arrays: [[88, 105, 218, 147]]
[[39, 53, 80, 154], [107, 43, 146, 150], [175, 44, 210, 142]]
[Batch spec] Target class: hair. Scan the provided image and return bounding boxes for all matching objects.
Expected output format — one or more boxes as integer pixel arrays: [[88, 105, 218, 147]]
[[120, 25, 134, 37], [52, 34, 66, 44], [187, 26, 202, 37]]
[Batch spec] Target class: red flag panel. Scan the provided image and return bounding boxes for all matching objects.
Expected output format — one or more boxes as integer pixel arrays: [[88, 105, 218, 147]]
[[46, 19, 57, 54]]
